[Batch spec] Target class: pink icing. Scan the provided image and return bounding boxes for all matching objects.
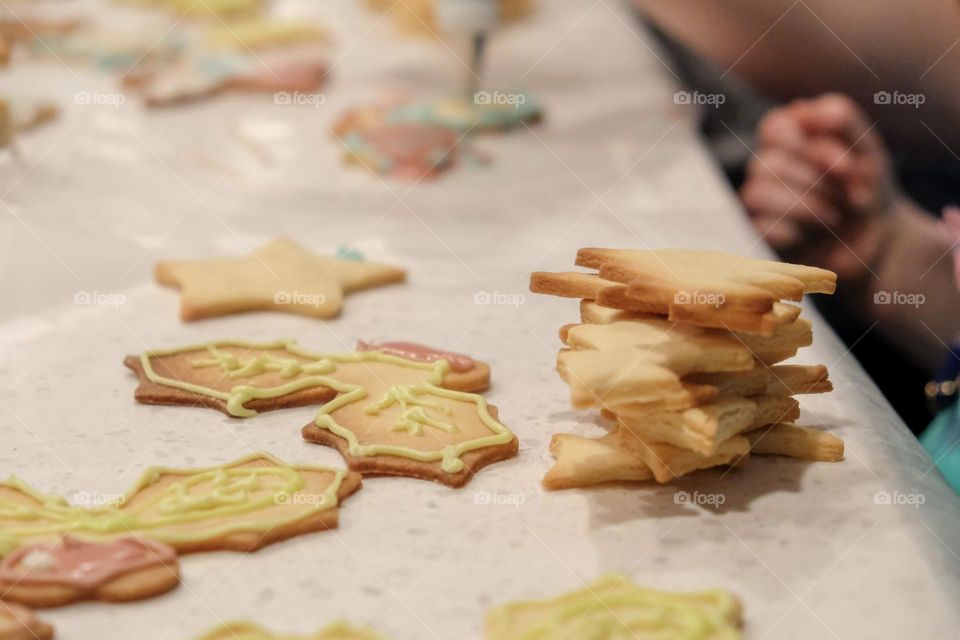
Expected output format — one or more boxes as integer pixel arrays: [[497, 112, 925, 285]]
[[0, 536, 177, 590], [356, 340, 476, 373], [228, 60, 327, 93]]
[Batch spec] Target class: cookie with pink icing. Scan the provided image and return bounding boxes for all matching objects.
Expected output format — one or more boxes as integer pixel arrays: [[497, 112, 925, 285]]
[[0, 536, 180, 608], [356, 340, 490, 391]]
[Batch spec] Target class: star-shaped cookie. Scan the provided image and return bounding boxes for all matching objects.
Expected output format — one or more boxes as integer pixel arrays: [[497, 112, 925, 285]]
[[155, 238, 406, 320]]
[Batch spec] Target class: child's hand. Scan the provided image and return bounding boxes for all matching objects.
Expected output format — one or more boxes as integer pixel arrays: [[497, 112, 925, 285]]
[[741, 93, 898, 278]]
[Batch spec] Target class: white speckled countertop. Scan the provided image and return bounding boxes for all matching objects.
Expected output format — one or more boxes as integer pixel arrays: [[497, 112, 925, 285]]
[[2, 0, 960, 638]]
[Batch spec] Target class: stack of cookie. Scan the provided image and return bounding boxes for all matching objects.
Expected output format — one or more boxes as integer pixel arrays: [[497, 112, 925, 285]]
[[530, 248, 845, 489]]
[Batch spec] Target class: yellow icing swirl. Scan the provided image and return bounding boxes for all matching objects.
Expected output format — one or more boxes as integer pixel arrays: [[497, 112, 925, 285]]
[[0, 453, 346, 556], [486, 575, 742, 640], [195, 620, 385, 640], [138, 340, 515, 474]]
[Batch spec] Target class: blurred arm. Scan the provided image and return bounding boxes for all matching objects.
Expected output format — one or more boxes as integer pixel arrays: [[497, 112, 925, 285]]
[[633, 0, 960, 152]]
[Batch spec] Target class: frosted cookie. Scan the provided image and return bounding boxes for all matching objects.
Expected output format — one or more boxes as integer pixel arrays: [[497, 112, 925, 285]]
[[206, 19, 328, 51], [134, 50, 328, 106], [340, 121, 459, 180], [0, 453, 360, 556], [154, 237, 406, 320], [389, 94, 541, 133], [0, 536, 179, 607], [226, 57, 327, 94], [124, 339, 491, 415], [196, 621, 384, 639], [0, 601, 53, 640], [334, 95, 532, 179], [36, 26, 183, 72], [123, 0, 263, 18], [485, 575, 742, 639], [123, 339, 515, 487], [136, 54, 243, 107], [0, 16, 80, 45]]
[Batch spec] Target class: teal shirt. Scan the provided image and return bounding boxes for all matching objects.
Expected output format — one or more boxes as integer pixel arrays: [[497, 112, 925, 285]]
[[921, 399, 960, 494]]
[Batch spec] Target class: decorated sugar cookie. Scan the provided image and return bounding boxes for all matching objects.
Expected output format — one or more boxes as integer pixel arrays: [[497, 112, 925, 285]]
[[0, 536, 179, 607], [0, 601, 53, 640], [124, 339, 516, 486], [334, 93, 539, 178], [390, 94, 541, 133], [117, 0, 264, 19], [0, 453, 360, 557], [196, 621, 385, 640], [205, 19, 328, 51], [485, 575, 743, 639], [133, 51, 328, 107], [35, 26, 184, 72], [339, 120, 460, 180], [0, 16, 80, 45]]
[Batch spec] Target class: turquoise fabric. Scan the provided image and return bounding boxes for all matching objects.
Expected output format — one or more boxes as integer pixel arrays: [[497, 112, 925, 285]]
[[921, 399, 960, 494]]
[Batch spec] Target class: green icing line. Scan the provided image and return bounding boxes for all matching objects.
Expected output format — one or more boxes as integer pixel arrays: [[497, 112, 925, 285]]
[[139, 339, 515, 474], [0, 452, 347, 556], [195, 620, 385, 640], [487, 576, 742, 640]]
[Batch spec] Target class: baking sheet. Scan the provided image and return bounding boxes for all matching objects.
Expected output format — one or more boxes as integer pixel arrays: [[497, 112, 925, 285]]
[[2, 0, 960, 638]]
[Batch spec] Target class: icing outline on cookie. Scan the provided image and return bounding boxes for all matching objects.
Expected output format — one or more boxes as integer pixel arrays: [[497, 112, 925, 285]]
[[0, 452, 350, 556], [137, 339, 514, 473]]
